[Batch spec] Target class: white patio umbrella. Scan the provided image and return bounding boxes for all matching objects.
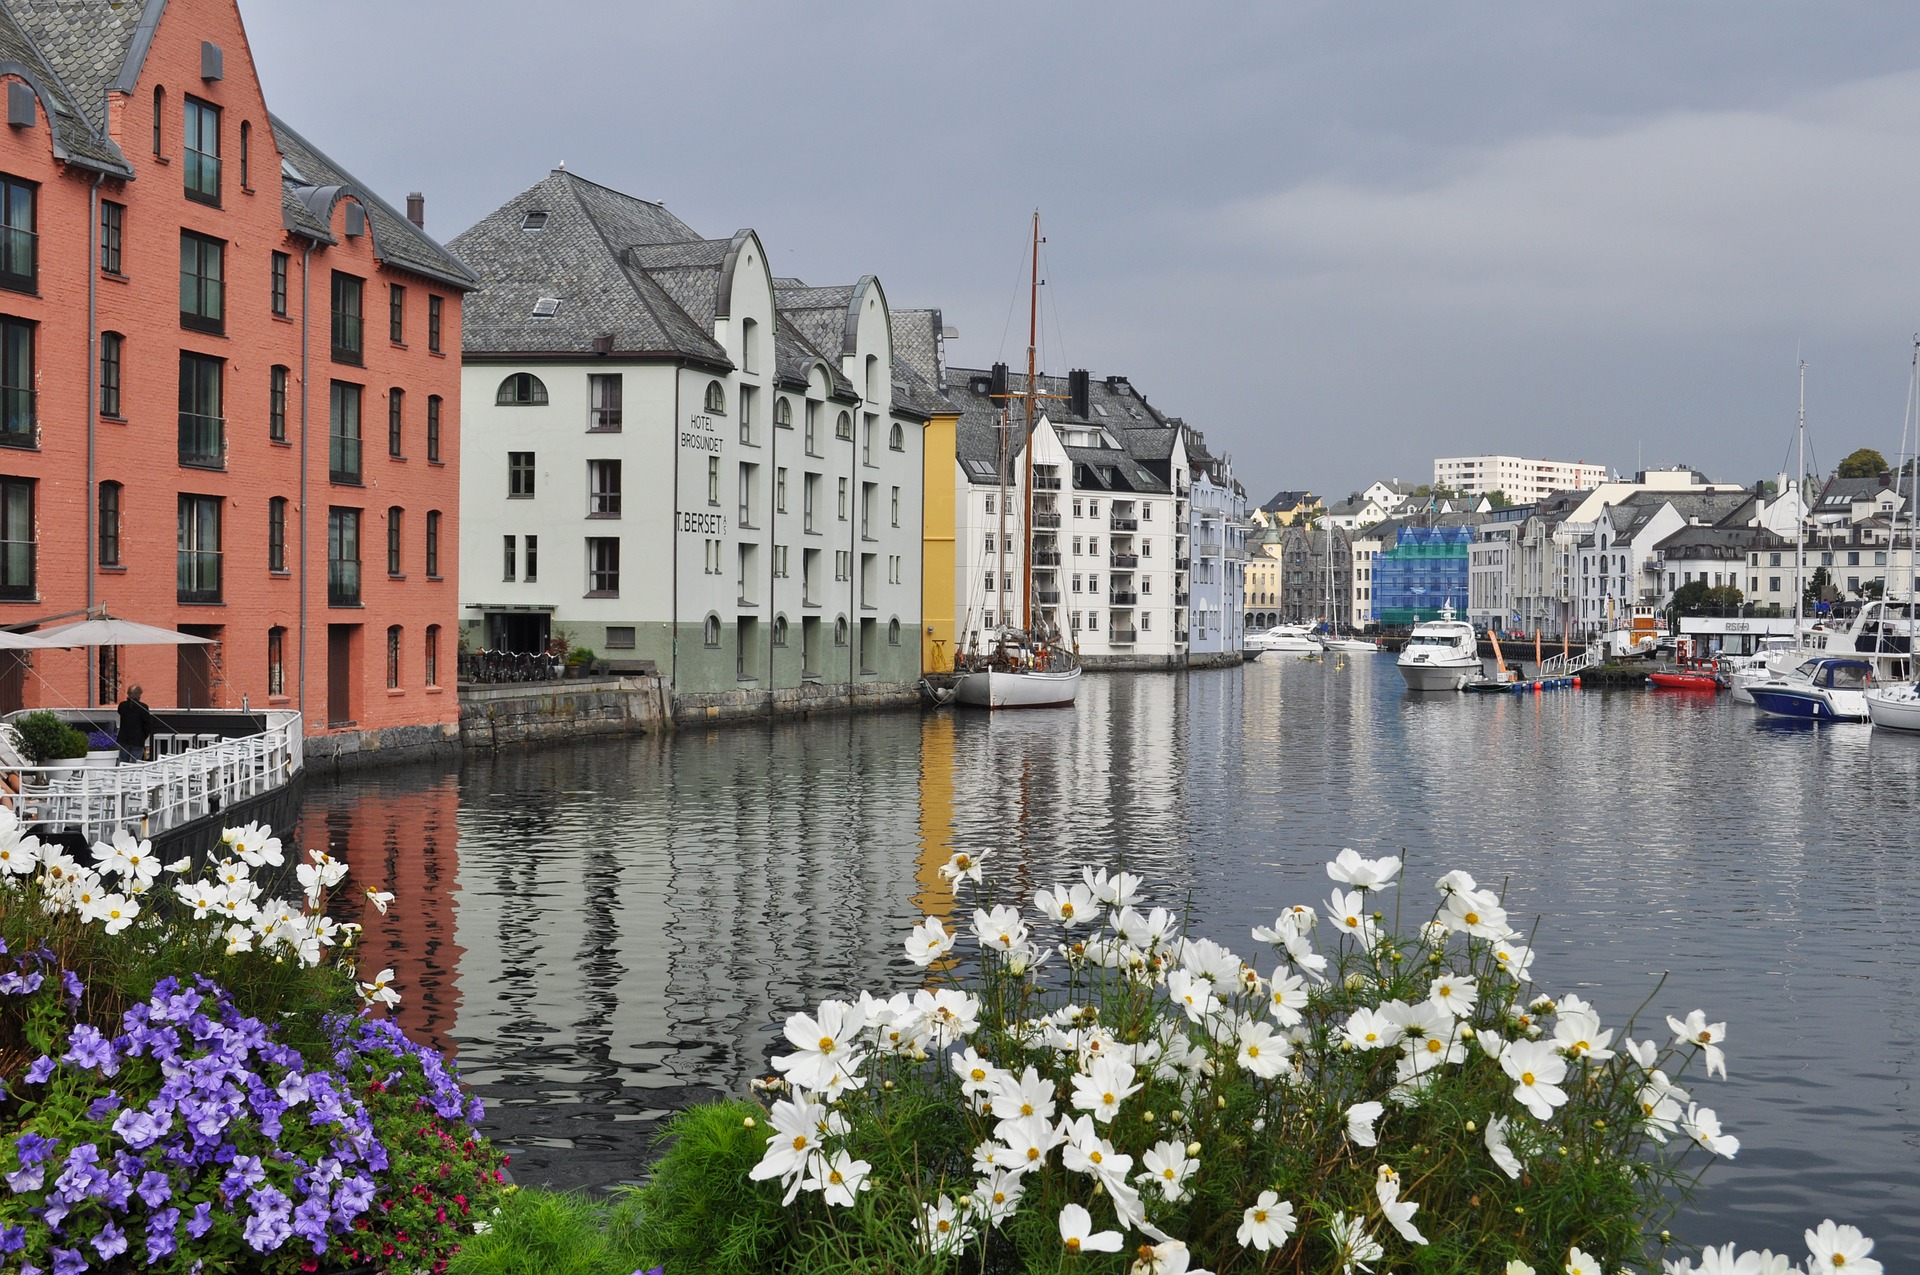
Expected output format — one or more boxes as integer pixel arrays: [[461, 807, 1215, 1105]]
[[34, 618, 216, 646], [0, 630, 59, 650]]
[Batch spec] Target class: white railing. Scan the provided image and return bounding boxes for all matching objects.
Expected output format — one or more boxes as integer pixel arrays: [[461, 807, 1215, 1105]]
[[3, 711, 303, 844], [1539, 646, 1605, 678]]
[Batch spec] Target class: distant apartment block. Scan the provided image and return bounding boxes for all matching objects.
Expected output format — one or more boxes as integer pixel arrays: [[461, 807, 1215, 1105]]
[[1433, 455, 1607, 502]]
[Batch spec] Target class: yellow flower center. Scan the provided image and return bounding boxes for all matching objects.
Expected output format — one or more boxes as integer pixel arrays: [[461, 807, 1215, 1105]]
[[993, 1191, 1006, 1204], [1021, 1103, 1034, 1116], [957, 855, 971, 869], [818, 1037, 835, 1052], [1345, 916, 1360, 928], [1833, 1255, 1846, 1267], [937, 1219, 951, 1234], [791, 1136, 807, 1150], [1254, 1209, 1268, 1223], [1521, 1072, 1536, 1086], [1426, 1039, 1443, 1054], [1090, 1150, 1104, 1164], [1161, 1168, 1175, 1180], [1066, 1237, 1082, 1253], [1464, 911, 1480, 925], [1697, 1032, 1712, 1043], [971, 1068, 986, 1082], [829, 1170, 844, 1185], [1103, 1091, 1116, 1103], [1364, 1031, 1378, 1042], [1061, 903, 1075, 918], [1027, 1147, 1041, 1161]]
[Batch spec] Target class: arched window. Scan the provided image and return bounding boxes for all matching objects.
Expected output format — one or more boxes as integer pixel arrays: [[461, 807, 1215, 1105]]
[[835, 411, 852, 441], [774, 397, 792, 429], [152, 86, 164, 156], [703, 614, 721, 647], [704, 381, 725, 413], [772, 615, 788, 647], [888, 617, 901, 646], [496, 373, 548, 406], [834, 616, 849, 646], [888, 422, 904, 452]]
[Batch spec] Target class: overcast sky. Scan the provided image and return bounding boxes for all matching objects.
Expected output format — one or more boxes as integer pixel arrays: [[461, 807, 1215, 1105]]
[[247, 2, 1920, 501]]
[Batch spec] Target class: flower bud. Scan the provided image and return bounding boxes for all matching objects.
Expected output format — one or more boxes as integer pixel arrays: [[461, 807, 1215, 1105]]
[[1345, 973, 1366, 992], [1142, 1111, 1156, 1123], [742, 1117, 756, 1128], [1216, 1095, 1227, 1110], [1186, 1142, 1202, 1157], [1464, 1120, 1476, 1133]]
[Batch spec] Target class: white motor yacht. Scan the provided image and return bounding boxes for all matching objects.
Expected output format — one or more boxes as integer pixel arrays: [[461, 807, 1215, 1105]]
[[1396, 613, 1482, 691], [1319, 633, 1381, 654], [1747, 657, 1872, 722], [1246, 624, 1320, 654], [1865, 680, 1920, 732]]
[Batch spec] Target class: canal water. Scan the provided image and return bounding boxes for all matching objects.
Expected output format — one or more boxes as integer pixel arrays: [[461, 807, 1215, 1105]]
[[295, 654, 1920, 1262]]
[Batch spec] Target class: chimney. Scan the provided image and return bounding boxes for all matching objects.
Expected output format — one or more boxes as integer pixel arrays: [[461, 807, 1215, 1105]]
[[1068, 368, 1090, 418], [406, 192, 425, 229], [989, 361, 1009, 402]]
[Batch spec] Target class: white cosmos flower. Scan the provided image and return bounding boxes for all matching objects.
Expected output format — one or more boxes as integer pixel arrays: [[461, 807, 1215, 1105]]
[[1070, 1055, 1141, 1123], [771, 999, 868, 1095], [905, 915, 957, 967], [989, 1065, 1057, 1124], [1177, 936, 1244, 985], [1484, 1115, 1524, 1179], [1440, 887, 1509, 940], [1692, 1243, 1798, 1275], [357, 967, 400, 1008], [1035, 881, 1100, 927], [801, 1149, 870, 1208], [1327, 1209, 1384, 1274], [997, 1113, 1064, 1174], [1342, 1005, 1405, 1051], [1436, 869, 1478, 895], [1235, 1191, 1296, 1252], [91, 829, 159, 888], [1392, 1000, 1465, 1076], [1373, 1165, 1428, 1245], [1235, 1019, 1292, 1080], [1326, 848, 1401, 891], [1082, 866, 1142, 909], [1805, 1220, 1881, 1275], [749, 1096, 828, 1200], [1058, 1202, 1122, 1255], [969, 1168, 1024, 1226], [937, 850, 989, 888], [1553, 1006, 1615, 1062], [94, 892, 139, 935], [1493, 940, 1536, 981], [1113, 904, 1176, 950], [1667, 1009, 1729, 1079], [914, 988, 981, 1047], [972, 904, 1029, 954], [175, 879, 220, 921], [950, 1047, 1001, 1100], [1326, 889, 1380, 946], [1267, 969, 1309, 1026], [221, 822, 285, 867], [1060, 1115, 1134, 1191], [0, 829, 40, 876], [1566, 1248, 1602, 1275], [1129, 1239, 1209, 1275], [918, 1195, 973, 1256], [1136, 1139, 1198, 1202], [1680, 1102, 1740, 1159], [221, 923, 255, 955], [1507, 1263, 1537, 1275], [1428, 972, 1478, 1019], [1637, 1070, 1689, 1143], [1625, 1037, 1659, 1070], [1165, 969, 1222, 1024], [1346, 1100, 1385, 1148], [1500, 1039, 1569, 1121]]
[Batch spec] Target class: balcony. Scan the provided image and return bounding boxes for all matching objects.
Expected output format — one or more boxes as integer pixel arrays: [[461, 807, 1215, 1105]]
[[1035, 474, 1062, 490], [180, 414, 225, 469], [1037, 589, 1062, 604], [1110, 516, 1138, 531], [176, 552, 221, 604], [1175, 556, 1189, 572], [1199, 544, 1221, 558], [1109, 590, 1138, 606], [1109, 626, 1139, 644], [1110, 552, 1139, 569], [328, 559, 361, 607], [1034, 512, 1062, 529], [1174, 591, 1190, 606], [1033, 549, 1061, 566]]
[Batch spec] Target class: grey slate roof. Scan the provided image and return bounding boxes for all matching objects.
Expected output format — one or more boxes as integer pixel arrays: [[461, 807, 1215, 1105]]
[[270, 114, 475, 291], [0, 2, 132, 174], [1817, 474, 1894, 509], [945, 365, 1178, 490], [5, 0, 148, 134], [1261, 490, 1317, 513], [452, 169, 725, 361]]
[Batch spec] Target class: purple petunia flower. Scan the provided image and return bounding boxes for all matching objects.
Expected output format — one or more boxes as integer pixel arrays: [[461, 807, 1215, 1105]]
[[144, 1210, 178, 1263], [49, 1248, 85, 1275], [186, 1202, 213, 1239], [110, 1107, 170, 1151], [135, 1170, 172, 1208], [84, 1094, 120, 1122], [89, 1222, 127, 1261], [4, 1164, 43, 1192], [24, 1056, 53, 1084], [0, 1224, 23, 1253], [292, 1193, 331, 1252], [60, 970, 83, 1003], [221, 1154, 265, 1197], [62, 1026, 117, 1076], [0, 971, 43, 996]]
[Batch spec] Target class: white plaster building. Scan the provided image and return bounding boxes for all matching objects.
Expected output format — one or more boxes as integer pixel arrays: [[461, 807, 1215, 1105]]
[[1434, 455, 1608, 502], [452, 170, 931, 712]]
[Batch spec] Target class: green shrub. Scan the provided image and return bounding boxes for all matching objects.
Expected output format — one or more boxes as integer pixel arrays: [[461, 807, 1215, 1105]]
[[447, 1189, 653, 1275], [9, 711, 88, 765], [623, 1099, 791, 1275]]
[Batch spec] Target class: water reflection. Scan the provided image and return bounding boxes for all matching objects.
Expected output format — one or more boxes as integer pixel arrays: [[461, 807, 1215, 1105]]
[[293, 656, 1920, 1261]]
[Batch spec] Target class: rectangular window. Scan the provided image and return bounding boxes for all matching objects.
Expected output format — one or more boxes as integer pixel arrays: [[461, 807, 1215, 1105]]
[[177, 352, 223, 467], [427, 295, 443, 352], [268, 496, 287, 572], [0, 177, 34, 294], [389, 283, 406, 344], [331, 272, 363, 363], [739, 384, 757, 445], [426, 396, 442, 462], [99, 201, 124, 275], [509, 451, 535, 497], [327, 507, 361, 605], [776, 467, 788, 513], [774, 544, 789, 578], [270, 251, 289, 317], [502, 534, 516, 581], [589, 373, 622, 430], [589, 459, 621, 516], [805, 402, 818, 456], [836, 550, 851, 581], [425, 625, 440, 687], [329, 381, 362, 483], [425, 510, 441, 577], [587, 537, 619, 595], [387, 507, 403, 576], [99, 332, 122, 418], [739, 464, 755, 527], [183, 97, 221, 204], [267, 627, 285, 696], [891, 486, 900, 527], [606, 626, 635, 649], [804, 475, 817, 531], [387, 388, 404, 457], [525, 534, 538, 582], [838, 477, 848, 520], [268, 365, 288, 442], [177, 494, 221, 602], [97, 482, 120, 567], [179, 232, 225, 333], [0, 476, 29, 598], [386, 626, 401, 689], [708, 456, 720, 505]]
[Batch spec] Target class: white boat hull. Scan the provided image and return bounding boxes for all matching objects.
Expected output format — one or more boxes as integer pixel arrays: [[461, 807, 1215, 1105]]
[[954, 666, 1081, 710], [1866, 685, 1920, 732], [1397, 658, 1481, 692], [1322, 638, 1380, 653]]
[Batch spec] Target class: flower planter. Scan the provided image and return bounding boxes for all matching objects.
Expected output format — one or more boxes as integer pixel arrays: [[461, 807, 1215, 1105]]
[[83, 750, 118, 768]]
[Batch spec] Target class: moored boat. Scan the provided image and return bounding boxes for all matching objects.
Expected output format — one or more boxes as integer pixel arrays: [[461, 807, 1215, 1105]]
[[1648, 667, 1722, 692], [1396, 608, 1482, 692], [1247, 624, 1319, 654], [1865, 681, 1920, 731], [1747, 658, 1872, 722]]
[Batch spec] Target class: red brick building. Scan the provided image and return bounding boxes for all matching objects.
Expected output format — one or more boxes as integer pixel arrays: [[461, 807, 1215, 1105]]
[[0, 0, 474, 760]]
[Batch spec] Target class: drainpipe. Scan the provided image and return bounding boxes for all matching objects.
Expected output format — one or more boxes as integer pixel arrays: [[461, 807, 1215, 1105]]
[[298, 245, 314, 719], [669, 367, 680, 699], [85, 172, 103, 702], [766, 383, 776, 694]]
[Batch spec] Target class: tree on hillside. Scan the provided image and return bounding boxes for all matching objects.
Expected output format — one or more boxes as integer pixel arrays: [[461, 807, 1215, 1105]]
[[1836, 448, 1889, 479], [1485, 490, 1514, 509], [1666, 580, 1744, 631]]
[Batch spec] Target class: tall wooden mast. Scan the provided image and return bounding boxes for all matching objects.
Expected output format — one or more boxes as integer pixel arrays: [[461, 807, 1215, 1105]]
[[1021, 211, 1041, 633]]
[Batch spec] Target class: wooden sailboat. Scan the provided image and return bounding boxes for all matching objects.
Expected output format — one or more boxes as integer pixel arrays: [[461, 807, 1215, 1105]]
[[1866, 339, 1920, 731], [954, 214, 1083, 710]]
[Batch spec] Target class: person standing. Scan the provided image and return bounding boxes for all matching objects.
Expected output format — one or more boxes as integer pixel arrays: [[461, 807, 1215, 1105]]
[[116, 685, 161, 763]]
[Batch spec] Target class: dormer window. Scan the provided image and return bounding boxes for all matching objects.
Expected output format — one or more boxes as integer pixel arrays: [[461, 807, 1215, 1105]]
[[531, 296, 560, 318], [497, 373, 549, 406], [522, 211, 549, 231]]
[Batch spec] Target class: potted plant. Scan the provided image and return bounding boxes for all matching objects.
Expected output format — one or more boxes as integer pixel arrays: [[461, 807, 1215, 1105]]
[[11, 709, 89, 772], [84, 729, 119, 767], [566, 645, 596, 678]]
